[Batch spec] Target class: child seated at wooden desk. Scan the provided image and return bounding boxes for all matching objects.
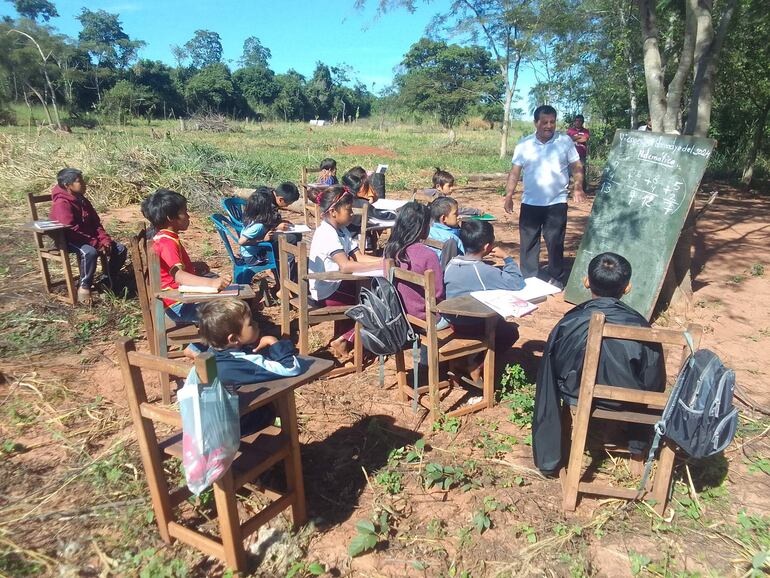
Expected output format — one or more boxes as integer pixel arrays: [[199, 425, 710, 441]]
[[141, 188, 230, 357], [198, 298, 304, 434], [444, 220, 525, 383], [532, 252, 665, 476]]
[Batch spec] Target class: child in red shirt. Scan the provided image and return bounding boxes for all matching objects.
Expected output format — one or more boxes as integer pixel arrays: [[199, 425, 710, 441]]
[[140, 189, 230, 357]]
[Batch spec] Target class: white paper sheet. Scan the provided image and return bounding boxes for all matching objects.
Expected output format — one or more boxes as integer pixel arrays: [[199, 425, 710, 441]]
[[510, 277, 562, 302], [470, 290, 538, 318], [372, 199, 408, 212], [272, 224, 311, 234]]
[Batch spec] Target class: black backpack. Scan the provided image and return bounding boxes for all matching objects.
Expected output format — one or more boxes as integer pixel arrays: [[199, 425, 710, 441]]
[[345, 272, 421, 406], [639, 340, 738, 490]]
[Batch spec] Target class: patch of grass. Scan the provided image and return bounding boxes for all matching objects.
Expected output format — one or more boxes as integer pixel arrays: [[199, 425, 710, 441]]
[[0, 550, 44, 577], [375, 470, 404, 495], [422, 460, 481, 492], [432, 415, 461, 434], [0, 309, 66, 356], [728, 274, 747, 284], [499, 363, 535, 427], [750, 263, 765, 277]]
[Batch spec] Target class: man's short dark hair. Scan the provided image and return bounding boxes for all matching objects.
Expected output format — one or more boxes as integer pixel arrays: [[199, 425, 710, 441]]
[[274, 182, 300, 204], [460, 219, 495, 254], [430, 196, 458, 222], [575, 114, 584, 121], [588, 252, 632, 298], [534, 105, 558, 121], [198, 298, 251, 349], [140, 189, 187, 229], [57, 168, 83, 188]]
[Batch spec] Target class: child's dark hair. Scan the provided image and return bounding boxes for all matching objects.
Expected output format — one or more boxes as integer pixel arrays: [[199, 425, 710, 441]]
[[198, 298, 252, 349], [341, 166, 368, 195], [383, 201, 431, 265], [587, 252, 632, 298], [317, 185, 354, 216], [57, 167, 83, 188], [320, 158, 337, 171], [460, 220, 495, 254], [430, 196, 458, 222], [274, 182, 300, 204], [432, 168, 455, 190], [243, 187, 281, 228], [141, 189, 187, 230]]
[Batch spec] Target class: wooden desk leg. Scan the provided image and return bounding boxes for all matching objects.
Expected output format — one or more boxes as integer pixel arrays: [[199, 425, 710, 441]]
[[353, 322, 363, 374], [212, 470, 247, 572], [483, 317, 496, 409], [394, 350, 408, 402], [651, 441, 676, 515], [275, 392, 307, 527], [55, 230, 78, 305], [153, 299, 172, 404]]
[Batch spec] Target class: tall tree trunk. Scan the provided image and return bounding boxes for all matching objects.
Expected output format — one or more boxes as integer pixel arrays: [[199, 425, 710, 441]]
[[9, 29, 62, 129], [662, 1, 697, 132], [27, 84, 53, 125], [684, 0, 738, 136], [742, 101, 769, 185], [618, 1, 638, 128], [499, 56, 521, 159], [639, 0, 667, 131]]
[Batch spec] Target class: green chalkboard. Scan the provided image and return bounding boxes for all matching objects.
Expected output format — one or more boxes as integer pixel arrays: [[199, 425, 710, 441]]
[[564, 130, 715, 319]]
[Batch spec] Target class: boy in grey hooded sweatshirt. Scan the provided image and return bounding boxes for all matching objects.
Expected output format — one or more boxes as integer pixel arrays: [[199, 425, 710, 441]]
[[444, 220, 525, 298], [444, 220, 525, 382]]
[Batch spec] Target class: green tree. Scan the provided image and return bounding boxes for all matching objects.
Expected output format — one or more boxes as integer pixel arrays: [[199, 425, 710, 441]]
[[185, 62, 239, 113], [233, 65, 279, 112], [129, 59, 184, 118], [99, 79, 152, 123], [396, 38, 500, 138], [6, 0, 59, 22], [240, 36, 271, 68], [183, 30, 223, 69], [77, 8, 143, 69], [306, 62, 333, 119], [710, 0, 770, 184], [361, 0, 546, 157], [272, 69, 308, 121]]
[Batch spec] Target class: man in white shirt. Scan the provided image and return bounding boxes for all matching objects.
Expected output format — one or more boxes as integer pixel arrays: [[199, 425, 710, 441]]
[[503, 105, 585, 287]]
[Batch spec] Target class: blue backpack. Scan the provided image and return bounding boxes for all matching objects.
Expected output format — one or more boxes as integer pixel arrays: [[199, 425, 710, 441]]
[[639, 341, 738, 490]]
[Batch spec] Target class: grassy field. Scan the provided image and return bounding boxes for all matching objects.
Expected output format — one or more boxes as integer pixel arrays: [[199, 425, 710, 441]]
[[0, 117, 540, 214]]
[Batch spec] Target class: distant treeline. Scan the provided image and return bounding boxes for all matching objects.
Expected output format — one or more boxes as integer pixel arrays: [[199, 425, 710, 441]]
[[0, 6, 374, 124]]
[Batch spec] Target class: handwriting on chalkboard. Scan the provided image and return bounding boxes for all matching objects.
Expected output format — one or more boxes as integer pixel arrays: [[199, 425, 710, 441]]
[[600, 168, 686, 216]]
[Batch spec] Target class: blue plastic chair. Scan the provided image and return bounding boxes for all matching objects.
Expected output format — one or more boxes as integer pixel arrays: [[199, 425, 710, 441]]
[[210, 213, 276, 284], [221, 197, 247, 233]]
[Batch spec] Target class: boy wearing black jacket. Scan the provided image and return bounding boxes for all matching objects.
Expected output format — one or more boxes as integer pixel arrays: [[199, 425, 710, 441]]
[[532, 252, 665, 475]]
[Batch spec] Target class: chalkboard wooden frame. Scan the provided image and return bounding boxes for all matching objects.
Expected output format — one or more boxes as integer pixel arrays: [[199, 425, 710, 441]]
[[564, 130, 715, 319]]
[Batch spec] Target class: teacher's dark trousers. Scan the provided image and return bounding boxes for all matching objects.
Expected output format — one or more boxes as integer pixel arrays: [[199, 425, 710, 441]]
[[518, 202, 568, 283]]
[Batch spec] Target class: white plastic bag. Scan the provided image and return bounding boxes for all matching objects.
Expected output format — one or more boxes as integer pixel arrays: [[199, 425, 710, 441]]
[[178, 367, 240, 495]]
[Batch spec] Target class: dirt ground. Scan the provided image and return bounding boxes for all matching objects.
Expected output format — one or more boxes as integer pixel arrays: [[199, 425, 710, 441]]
[[0, 179, 768, 577]]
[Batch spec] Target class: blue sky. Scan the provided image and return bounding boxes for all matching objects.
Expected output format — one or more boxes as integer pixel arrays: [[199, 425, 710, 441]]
[[1, 0, 534, 110]]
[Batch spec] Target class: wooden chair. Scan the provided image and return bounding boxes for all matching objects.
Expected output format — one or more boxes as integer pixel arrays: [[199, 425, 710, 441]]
[[300, 166, 323, 228], [128, 225, 200, 403], [278, 237, 363, 378], [116, 337, 333, 572], [27, 191, 107, 305], [385, 259, 496, 422], [561, 312, 703, 515]]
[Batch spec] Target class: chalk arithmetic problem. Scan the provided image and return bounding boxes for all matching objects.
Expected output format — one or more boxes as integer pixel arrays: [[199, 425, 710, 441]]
[[564, 130, 715, 319]]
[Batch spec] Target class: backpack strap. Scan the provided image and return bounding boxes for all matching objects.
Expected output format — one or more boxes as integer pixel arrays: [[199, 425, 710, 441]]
[[636, 331, 697, 496], [412, 339, 420, 413]]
